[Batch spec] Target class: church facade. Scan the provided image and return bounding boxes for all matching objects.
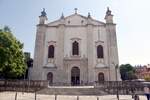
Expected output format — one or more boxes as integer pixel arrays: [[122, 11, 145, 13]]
[[31, 8, 120, 84]]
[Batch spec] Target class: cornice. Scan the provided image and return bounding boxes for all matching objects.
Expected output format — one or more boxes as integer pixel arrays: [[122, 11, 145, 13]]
[[46, 24, 105, 28]]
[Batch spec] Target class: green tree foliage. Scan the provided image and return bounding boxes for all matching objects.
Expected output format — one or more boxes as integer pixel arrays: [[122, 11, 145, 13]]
[[23, 52, 33, 79], [120, 64, 137, 80], [0, 26, 26, 79]]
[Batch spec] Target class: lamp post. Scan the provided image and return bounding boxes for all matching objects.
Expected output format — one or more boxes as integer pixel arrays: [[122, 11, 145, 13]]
[[115, 64, 119, 100]]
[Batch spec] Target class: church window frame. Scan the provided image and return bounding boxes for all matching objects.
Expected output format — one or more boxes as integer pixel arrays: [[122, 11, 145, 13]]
[[72, 41, 79, 55], [71, 38, 81, 57], [47, 41, 56, 62], [95, 40, 107, 64], [97, 45, 104, 58], [95, 41, 104, 60], [48, 45, 55, 58]]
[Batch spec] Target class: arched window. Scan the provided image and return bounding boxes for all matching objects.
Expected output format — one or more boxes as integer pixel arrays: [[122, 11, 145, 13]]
[[72, 41, 79, 55], [97, 45, 104, 58], [48, 45, 54, 58]]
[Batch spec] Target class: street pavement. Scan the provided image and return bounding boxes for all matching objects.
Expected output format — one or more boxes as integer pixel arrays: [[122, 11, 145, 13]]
[[0, 92, 147, 100]]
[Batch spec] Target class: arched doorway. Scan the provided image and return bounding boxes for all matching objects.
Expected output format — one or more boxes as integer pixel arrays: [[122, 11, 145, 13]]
[[98, 72, 104, 82], [71, 67, 80, 85], [47, 72, 53, 84]]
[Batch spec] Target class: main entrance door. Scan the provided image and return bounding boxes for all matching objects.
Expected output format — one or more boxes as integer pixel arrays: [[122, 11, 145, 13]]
[[71, 67, 80, 85]]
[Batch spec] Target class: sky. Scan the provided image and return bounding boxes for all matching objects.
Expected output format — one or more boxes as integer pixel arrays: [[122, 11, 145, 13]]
[[0, 0, 150, 65]]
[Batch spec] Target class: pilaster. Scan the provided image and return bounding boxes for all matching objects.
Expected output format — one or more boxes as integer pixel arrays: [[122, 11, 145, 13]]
[[87, 18, 94, 82], [56, 19, 65, 70]]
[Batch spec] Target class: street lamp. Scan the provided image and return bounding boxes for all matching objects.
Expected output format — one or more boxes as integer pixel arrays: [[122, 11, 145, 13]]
[[115, 64, 119, 100], [112, 62, 119, 100]]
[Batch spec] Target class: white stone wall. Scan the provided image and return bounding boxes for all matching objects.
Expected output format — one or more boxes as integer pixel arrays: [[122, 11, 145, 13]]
[[32, 13, 120, 82], [92, 26, 108, 66], [64, 27, 87, 58], [43, 27, 57, 65]]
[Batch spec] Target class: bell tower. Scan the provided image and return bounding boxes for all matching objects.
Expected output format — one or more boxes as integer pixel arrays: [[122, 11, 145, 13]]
[[105, 7, 120, 81], [31, 8, 48, 80]]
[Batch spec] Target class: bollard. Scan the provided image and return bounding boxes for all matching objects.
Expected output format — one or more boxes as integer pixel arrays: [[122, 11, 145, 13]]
[[35, 91, 37, 100], [97, 96, 99, 100], [55, 94, 57, 100], [77, 96, 79, 100], [15, 92, 17, 100]]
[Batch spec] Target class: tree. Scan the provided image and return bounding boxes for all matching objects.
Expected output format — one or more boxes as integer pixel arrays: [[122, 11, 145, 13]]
[[0, 26, 26, 79], [120, 64, 137, 80], [23, 52, 33, 79]]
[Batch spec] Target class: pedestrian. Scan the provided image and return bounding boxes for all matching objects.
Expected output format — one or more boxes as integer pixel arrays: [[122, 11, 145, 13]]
[[144, 86, 150, 100], [131, 87, 135, 98], [134, 94, 139, 100]]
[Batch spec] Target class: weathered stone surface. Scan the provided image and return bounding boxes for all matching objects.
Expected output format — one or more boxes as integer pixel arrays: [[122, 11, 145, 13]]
[[31, 9, 121, 83], [0, 92, 146, 100]]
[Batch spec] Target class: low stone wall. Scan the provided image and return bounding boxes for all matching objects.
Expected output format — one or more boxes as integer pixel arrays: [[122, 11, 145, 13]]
[[0, 80, 149, 95], [0, 80, 48, 92], [95, 81, 149, 95]]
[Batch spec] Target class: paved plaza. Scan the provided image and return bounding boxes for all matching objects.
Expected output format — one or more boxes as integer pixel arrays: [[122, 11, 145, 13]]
[[0, 92, 147, 100]]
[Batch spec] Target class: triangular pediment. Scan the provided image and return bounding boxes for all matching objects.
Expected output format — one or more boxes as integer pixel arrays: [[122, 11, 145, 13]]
[[47, 14, 105, 26]]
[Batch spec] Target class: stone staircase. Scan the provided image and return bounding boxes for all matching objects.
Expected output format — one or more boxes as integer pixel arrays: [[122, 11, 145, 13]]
[[37, 86, 107, 95]]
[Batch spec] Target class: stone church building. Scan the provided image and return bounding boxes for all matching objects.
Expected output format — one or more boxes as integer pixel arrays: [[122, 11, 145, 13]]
[[31, 8, 120, 84]]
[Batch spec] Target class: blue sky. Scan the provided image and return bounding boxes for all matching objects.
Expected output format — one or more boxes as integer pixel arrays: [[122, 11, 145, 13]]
[[0, 0, 150, 65]]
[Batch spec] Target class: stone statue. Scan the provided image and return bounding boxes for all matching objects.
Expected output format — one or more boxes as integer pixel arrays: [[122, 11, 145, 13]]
[[41, 8, 46, 16], [106, 7, 112, 16]]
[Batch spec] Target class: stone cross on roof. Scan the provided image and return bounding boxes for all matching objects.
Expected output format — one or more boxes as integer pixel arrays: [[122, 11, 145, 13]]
[[74, 8, 78, 14]]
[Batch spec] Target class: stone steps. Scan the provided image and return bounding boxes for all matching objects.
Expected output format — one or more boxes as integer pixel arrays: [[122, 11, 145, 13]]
[[37, 87, 107, 95]]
